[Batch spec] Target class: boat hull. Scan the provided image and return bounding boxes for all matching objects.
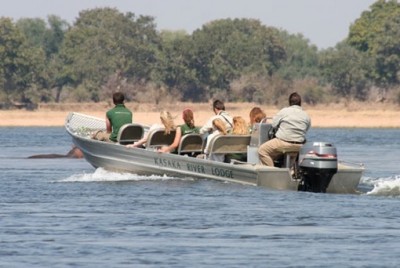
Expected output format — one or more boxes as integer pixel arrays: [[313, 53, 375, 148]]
[[71, 133, 362, 194], [65, 112, 363, 194]]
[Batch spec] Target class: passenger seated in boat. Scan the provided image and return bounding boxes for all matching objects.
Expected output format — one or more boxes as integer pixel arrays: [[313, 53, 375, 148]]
[[249, 107, 267, 133], [202, 118, 227, 162], [225, 116, 249, 162], [199, 99, 233, 136], [126, 111, 175, 149], [158, 108, 199, 153], [92, 92, 132, 142], [258, 92, 311, 166]]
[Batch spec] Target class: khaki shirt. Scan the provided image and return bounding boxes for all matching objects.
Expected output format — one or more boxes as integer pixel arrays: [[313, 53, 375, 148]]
[[272, 105, 311, 143]]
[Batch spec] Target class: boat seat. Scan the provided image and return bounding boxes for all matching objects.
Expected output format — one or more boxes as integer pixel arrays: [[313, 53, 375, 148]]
[[117, 123, 145, 145], [177, 134, 204, 155], [146, 129, 176, 149], [208, 135, 251, 154], [276, 148, 300, 168]]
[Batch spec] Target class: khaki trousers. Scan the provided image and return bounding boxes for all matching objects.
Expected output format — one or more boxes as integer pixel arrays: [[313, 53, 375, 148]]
[[258, 138, 302, 166]]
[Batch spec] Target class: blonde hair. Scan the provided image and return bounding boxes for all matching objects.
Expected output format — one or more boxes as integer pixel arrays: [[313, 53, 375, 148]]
[[160, 111, 176, 134], [212, 118, 227, 135], [232, 116, 249, 135], [249, 107, 266, 125]]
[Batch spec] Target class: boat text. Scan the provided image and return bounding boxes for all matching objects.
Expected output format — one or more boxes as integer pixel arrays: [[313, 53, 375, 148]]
[[153, 157, 234, 179], [154, 158, 182, 169], [211, 167, 233, 179], [186, 163, 205, 174]]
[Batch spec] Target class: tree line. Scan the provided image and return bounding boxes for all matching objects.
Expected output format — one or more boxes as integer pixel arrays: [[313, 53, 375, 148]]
[[1, 0, 399, 109]]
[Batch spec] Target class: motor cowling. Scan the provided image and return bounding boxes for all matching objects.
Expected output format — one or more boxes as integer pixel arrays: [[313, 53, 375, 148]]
[[298, 142, 338, 193]]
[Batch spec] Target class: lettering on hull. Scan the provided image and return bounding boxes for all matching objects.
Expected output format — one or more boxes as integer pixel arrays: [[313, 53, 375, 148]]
[[154, 157, 235, 179], [186, 163, 205, 174], [211, 167, 233, 179], [154, 158, 182, 169]]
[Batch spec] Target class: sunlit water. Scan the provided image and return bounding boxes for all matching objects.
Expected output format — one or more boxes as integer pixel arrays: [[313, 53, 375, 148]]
[[1, 127, 399, 267]]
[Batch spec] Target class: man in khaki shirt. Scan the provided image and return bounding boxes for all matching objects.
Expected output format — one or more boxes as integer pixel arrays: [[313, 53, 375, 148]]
[[258, 92, 311, 166]]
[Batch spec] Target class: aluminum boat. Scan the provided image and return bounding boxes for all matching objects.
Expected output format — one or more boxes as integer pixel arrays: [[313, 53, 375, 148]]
[[65, 112, 364, 194]]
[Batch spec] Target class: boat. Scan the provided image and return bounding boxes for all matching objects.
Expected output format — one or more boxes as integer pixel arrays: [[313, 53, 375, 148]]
[[65, 112, 364, 194]]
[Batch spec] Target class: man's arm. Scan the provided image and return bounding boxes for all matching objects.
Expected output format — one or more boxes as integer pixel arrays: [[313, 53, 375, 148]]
[[271, 110, 284, 128]]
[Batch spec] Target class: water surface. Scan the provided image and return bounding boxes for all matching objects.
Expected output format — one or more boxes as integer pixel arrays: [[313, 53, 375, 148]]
[[1, 127, 399, 267]]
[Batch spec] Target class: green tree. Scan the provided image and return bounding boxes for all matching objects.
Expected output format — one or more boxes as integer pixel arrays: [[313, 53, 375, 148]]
[[16, 16, 69, 102], [16, 18, 47, 48], [348, 0, 400, 54], [156, 30, 203, 101], [60, 8, 160, 101], [16, 16, 68, 59], [319, 43, 370, 100], [0, 18, 44, 107], [190, 18, 286, 100], [43, 15, 69, 58], [347, 0, 400, 99], [372, 13, 400, 89], [277, 31, 320, 80]]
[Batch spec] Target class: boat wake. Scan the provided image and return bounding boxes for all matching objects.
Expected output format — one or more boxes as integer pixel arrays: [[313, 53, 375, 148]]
[[60, 168, 189, 183], [362, 175, 400, 197]]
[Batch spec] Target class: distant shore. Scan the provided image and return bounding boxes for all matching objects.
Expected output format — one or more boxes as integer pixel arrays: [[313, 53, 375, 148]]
[[0, 102, 399, 128]]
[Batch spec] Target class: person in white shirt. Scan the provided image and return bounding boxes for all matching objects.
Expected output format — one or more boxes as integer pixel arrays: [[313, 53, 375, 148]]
[[199, 100, 233, 135], [258, 92, 311, 166]]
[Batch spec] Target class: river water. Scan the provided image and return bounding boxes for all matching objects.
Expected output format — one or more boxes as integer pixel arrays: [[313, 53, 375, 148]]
[[1, 127, 399, 267]]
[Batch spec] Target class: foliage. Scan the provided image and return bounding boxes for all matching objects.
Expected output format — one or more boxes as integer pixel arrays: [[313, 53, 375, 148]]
[[16, 16, 70, 102], [0, 17, 44, 105], [60, 8, 160, 101], [372, 14, 400, 88], [1, 2, 400, 108], [277, 31, 320, 80], [156, 30, 203, 101], [319, 43, 370, 100], [347, 0, 400, 53], [292, 78, 328, 105], [190, 18, 286, 99], [347, 0, 400, 92], [16, 18, 47, 48]]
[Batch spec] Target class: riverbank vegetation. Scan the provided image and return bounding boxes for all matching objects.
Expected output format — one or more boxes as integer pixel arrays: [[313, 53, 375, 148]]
[[1, 0, 399, 109]]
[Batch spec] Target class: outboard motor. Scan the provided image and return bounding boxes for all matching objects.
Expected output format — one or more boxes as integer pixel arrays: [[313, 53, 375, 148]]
[[298, 142, 338, 193]]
